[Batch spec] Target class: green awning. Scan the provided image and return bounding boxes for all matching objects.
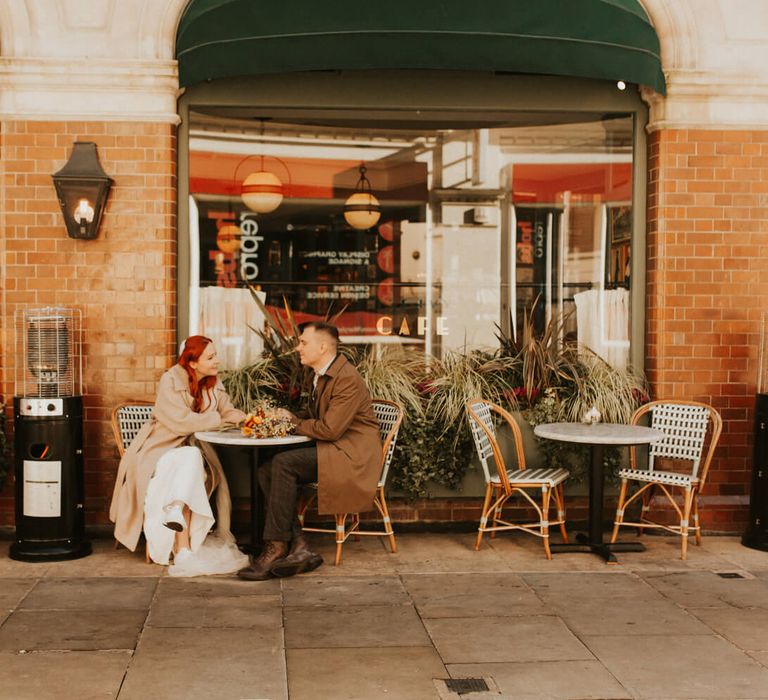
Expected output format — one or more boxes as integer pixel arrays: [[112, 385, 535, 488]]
[[176, 0, 665, 95]]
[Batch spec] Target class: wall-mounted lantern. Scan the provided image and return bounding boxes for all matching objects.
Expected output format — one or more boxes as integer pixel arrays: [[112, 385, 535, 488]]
[[52, 142, 113, 240]]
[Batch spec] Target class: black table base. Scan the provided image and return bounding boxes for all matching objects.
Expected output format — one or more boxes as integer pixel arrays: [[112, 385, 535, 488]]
[[551, 533, 645, 564], [552, 443, 645, 563]]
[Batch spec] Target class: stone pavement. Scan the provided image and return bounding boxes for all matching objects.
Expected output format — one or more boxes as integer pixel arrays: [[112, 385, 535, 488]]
[[0, 532, 767, 700]]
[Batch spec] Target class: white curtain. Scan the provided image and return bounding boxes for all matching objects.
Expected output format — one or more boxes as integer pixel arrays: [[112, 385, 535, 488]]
[[573, 288, 630, 370], [198, 287, 266, 370]]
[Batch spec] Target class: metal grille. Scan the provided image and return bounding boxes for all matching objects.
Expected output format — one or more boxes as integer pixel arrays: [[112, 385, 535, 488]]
[[15, 307, 82, 397], [443, 678, 490, 693]]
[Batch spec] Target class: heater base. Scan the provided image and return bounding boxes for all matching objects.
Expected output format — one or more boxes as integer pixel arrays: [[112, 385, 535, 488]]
[[9, 539, 92, 562]]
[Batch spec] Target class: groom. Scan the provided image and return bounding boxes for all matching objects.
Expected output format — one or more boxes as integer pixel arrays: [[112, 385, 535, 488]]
[[238, 321, 382, 580]]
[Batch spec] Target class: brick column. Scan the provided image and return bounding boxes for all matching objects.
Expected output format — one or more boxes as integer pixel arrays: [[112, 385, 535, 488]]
[[0, 120, 177, 526], [646, 128, 768, 530]]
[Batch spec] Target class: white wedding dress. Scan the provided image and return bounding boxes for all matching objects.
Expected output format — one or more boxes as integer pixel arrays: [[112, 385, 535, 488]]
[[143, 445, 248, 576]]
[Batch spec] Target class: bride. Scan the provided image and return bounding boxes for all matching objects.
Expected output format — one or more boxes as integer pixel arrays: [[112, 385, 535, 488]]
[[109, 335, 248, 576]]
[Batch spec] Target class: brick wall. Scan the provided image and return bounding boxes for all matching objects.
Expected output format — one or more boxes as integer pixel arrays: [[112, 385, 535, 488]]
[[0, 120, 178, 526], [646, 128, 768, 531]]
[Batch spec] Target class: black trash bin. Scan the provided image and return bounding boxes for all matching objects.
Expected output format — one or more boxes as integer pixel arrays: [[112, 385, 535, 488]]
[[742, 392, 768, 552]]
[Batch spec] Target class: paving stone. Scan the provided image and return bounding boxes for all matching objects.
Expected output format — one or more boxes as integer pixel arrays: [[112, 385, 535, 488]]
[[748, 650, 768, 668], [0, 609, 146, 651], [284, 604, 430, 648], [0, 650, 131, 700], [0, 579, 35, 623], [40, 540, 163, 578], [522, 571, 661, 603], [21, 577, 156, 611], [288, 646, 445, 700], [305, 534, 399, 575], [282, 574, 409, 607], [118, 627, 287, 700], [688, 606, 768, 651], [0, 556, 50, 579], [701, 538, 768, 572], [642, 570, 768, 608], [558, 596, 711, 636], [446, 660, 631, 700], [586, 633, 768, 699], [402, 572, 550, 618], [489, 535, 609, 572], [149, 593, 282, 628], [390, 533, 513, 574], [424, 615, 593, 664], [158, 575, 281, 597]]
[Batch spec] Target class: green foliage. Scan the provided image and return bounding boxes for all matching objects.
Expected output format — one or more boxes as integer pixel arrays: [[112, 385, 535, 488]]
[[223, 295, 649, 497]]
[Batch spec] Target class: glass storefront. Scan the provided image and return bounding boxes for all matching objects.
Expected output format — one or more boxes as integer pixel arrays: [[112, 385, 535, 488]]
[[179, 76, 644, 371]]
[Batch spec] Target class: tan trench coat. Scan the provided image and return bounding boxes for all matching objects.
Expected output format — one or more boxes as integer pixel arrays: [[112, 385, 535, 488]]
[[109, 364, 245, 552], [295, 354, 382, 515]]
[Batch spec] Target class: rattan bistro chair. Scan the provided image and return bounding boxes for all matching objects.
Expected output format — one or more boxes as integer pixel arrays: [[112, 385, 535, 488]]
[[298, 399, 404, 565], [610, 400, 722, 560], [111, 402, 154, 562], [466, 399, 569, 559]]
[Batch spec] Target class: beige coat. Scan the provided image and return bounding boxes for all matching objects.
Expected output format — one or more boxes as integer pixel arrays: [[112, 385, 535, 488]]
[[109, 364, 245, 551], [295, 354, 382, 515]]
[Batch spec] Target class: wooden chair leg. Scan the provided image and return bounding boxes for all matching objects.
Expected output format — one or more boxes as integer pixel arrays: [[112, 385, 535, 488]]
[[693, 493, 702, 546], [554, 483, 568, 544], [145, 543, 150, 564], [377, 487, 397, 553], [475, 483, 493, 551], [541, 486, 552, 561], [638, 484, 656, 536], [610, 478, 629, 544], [681, 487, 694, 560], [491, 501, 502, 539], [335, 514, 346, 565]]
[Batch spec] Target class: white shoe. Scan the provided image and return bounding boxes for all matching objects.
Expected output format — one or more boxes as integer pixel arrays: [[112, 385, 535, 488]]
[[163, 504, 186, 532], [173, 548, 193, 565]]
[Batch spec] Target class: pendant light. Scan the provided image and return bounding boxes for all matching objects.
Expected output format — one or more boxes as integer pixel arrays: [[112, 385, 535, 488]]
[[237, 120, 288, 214], [344, 163, 381, 230]]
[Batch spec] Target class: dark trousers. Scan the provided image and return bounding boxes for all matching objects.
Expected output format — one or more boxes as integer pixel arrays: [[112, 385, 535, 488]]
[[258, 446, 318, 542]]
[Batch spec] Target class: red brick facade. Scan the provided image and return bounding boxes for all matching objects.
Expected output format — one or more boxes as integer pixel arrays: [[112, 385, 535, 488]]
[[0, 121, 178, 526], [646, 128, 768, 530], [1, 124, 765, 533]]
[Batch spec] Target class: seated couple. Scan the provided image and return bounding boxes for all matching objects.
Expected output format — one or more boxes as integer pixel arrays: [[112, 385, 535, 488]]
[[109, 323, 382, 579]]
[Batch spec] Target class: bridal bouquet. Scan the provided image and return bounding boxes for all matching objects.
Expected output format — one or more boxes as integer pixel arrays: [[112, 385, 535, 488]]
[[241, 404, 295, 439]]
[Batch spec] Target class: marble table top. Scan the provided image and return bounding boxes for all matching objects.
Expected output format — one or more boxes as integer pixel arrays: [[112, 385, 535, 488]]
[[194, 430, 312, 447], [533, 422, 665, 446]]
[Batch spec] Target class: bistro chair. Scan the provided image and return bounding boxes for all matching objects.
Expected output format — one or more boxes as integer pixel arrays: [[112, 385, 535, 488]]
[[298, 399, 403, 565], [111, 402, 154, 562], [466, 399, 569, 559], [610, 400, 722, 560]]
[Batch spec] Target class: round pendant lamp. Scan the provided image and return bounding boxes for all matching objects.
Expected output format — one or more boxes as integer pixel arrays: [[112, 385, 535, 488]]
[[344, 163, 381, 230], [241, 169, 284, 214]]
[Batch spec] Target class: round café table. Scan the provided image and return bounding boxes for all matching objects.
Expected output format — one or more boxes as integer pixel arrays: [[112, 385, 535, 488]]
[[533, 422, 664, 563], [194, 430, 312, 553]]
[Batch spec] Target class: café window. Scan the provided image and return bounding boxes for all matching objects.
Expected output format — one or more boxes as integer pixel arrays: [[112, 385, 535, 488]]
[[187, 113, 634, 369]]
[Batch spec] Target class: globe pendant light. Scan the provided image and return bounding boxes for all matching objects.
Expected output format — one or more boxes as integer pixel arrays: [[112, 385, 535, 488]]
[[344, 163, 381, 230], [241, 166, 283, 214], [236, 120, 288, 215]]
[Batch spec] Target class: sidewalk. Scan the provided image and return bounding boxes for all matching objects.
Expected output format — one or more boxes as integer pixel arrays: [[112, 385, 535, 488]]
[[0, 532, 766, 700]]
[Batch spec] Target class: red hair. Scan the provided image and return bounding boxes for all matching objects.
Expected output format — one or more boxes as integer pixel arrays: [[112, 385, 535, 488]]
[[178, 335, 216, 413]]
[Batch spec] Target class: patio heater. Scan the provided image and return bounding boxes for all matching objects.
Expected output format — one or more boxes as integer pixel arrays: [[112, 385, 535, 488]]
[[10, 307, 91, 561], [743, 314, 768, 551]]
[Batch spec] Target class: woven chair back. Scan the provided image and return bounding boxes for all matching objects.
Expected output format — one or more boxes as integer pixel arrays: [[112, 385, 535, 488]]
[[372, 399, 404, 487], [631, 400, 722, 485], [111, 403, 153, 457]]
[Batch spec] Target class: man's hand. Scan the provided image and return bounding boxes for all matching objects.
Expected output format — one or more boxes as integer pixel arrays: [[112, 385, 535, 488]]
[[274, 407, 299, 426]]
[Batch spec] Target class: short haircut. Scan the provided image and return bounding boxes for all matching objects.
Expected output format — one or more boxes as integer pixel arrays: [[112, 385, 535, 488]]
[[300, 321, 340, 345]]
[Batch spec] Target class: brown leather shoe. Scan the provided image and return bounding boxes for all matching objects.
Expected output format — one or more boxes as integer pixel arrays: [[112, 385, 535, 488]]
[[270, 534, 323, 578], [237, 540, 288, 581]]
